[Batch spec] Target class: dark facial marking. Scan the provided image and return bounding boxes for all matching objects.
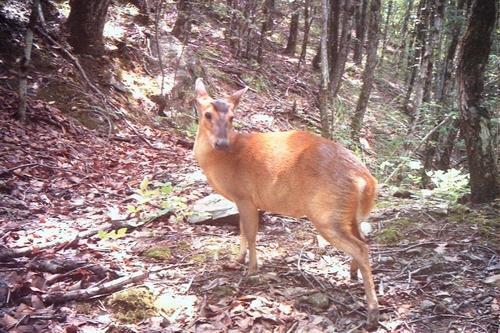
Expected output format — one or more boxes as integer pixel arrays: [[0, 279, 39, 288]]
[[212, 99, 229, 114]]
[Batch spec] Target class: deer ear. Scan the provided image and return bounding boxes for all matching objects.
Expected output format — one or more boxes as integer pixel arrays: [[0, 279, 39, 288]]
[[195, 78, 208, 98], [228, 86, 248, 108]]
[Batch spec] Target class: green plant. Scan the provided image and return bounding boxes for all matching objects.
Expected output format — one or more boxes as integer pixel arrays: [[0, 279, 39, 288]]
[[127, 176, 189, 220], [424, 168, 470, 203]]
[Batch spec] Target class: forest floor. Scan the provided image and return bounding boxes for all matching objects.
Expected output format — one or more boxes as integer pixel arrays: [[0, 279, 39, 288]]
[[1, 2, 499, 333]]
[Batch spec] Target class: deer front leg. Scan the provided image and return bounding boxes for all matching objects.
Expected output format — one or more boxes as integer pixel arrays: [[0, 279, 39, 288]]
[[236, 201, 259, 274], [236, 219, 248, 264]]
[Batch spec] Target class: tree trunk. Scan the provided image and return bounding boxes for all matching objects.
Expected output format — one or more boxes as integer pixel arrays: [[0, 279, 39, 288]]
[[67, 0, 112, 55], [227, 0, 240, 53], [351, 0, 381, 142], [396, 0, 414, 70], [436, 120, 459, 170], [434, 0, 467, 170], [457, 0, 498, 203], [319, 0, 331, 138], [379, 0, 393, 67], [172, 0, 192, 39], [243, 0, 258, 59], [329, 0, 354, 97], [285, 3, 300, 55], [298, 0, 314, 67], [403, 0, 429, 119], [420, 0, 446, 186], [312, 45, 321, 69], [16, 0, 39, 122], [257, 0, 274, 64], [327, 0, 341, 77], [353, 0, 368, 65], [436, 0, 466, 102]]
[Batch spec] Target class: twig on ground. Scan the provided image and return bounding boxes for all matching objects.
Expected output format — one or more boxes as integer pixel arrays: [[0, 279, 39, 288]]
[[0, 162, 87, 178], [295, 248, 364, 315], [285, 321, 298, 333], [374, 241, 440, 255], [43, 271, 148, 304], [0, 163, 39, 176], [149, 262, 196, 274], [121, 116, 158, 150], [0, 211, 171, 261], [82, 108, 114, 140], [35, 27, 105, 100]]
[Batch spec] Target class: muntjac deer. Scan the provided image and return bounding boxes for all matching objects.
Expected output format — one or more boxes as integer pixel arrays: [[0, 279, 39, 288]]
[[193, 78, 379, 330]]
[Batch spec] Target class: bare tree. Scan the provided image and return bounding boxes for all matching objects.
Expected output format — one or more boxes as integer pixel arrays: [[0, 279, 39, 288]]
[[16, 0, 40, 122], [66, 0, 112, 55], [172, 0, 192, 39], [351, 0, 381, 142], [457, 0, 498, 203], [353, 0, 368, 65], [379, 0, 393, 67], [319, 0, 331, 138], [329, 0, 354, 97], [298, 0, 314, 67], [285, 1, 300, 55], [257, 0, 275, 63], [435, 0, 467, 170], [396, 0, 414, 70]]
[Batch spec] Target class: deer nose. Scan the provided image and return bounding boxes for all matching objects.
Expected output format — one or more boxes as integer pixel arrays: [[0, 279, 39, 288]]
[[214, 139, 230, 150]]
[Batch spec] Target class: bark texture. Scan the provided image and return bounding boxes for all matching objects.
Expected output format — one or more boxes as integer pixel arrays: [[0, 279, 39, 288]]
[[16, 0, 39, 122], [67, 0, 112, 55], [353, 0, 368, 65], [351, 0, 381, 142], [457, 0, 498, 203], [285, 3, 300, 55], [319, 0, 331, 138], [172, 0, 192, 39]]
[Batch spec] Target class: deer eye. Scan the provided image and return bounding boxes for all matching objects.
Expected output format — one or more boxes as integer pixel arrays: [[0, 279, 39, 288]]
[[228, 116, 234, 123], [204, 112, 212, 121]]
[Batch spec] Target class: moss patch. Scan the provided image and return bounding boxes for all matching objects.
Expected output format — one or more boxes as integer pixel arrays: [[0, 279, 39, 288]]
[[448, 205, 499, 244], [189, 242, 239, 264], [212, 285, 236, 298], [376, 217, 414, 245], [107, 287, 157, 323], [142, 246, 172, 261], [75, 301, 98, 315]]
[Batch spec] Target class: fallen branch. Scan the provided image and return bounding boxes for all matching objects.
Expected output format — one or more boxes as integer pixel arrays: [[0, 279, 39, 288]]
[[121, 116, 158, 150], [0, 212, 172, 261], [0, 163, 39, 176], [0, 162, 88, 178], [81, 107, 114, 140], [43, 271, 148, 304], [295, 248, 363, 315]]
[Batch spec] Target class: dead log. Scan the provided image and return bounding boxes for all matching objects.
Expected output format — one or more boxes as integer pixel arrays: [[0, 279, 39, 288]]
[[42, 271, 148, 304]]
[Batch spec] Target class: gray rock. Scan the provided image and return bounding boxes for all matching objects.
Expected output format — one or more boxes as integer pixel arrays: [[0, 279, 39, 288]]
[[188, 194, 239, 225], [299, 292, 330, 311], [483, 274, 500, 288], [420, 299, 436, 310]]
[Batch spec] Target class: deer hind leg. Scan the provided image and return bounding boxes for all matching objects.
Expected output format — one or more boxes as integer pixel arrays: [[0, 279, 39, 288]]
[[312, 216, 379, 330], [349, 221, 366, 281], [350, 260, 359, 281], [236, 201, 259, 274]]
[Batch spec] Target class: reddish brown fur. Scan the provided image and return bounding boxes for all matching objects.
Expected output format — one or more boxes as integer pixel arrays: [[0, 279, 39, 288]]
[[193, 79, 379, 330]]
